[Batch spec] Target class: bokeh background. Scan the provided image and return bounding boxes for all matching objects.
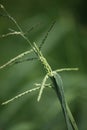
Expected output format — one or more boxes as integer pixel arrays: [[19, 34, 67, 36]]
[[0, 0, 87, 130]]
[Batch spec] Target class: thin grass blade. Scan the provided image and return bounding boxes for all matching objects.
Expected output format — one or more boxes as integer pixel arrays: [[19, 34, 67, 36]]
[[51, 71, 78, 130]]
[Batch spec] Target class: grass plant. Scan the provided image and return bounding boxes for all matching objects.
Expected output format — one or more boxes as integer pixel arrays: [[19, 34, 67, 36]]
[[0, 4, 79, 130]]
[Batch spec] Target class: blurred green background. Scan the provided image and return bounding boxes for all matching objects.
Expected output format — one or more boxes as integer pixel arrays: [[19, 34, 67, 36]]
[[0, 0, 87, 130]]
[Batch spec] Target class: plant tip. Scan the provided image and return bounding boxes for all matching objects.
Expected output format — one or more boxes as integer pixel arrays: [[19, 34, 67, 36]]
[[0, 4, 4, 9]]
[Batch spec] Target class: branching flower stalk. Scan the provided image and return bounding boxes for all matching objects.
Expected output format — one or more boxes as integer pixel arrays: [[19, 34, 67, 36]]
[[0, 4, 79, 130]]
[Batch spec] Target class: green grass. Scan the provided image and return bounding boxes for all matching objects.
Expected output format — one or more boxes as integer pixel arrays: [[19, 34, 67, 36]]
[[0, 4, 79, 130]]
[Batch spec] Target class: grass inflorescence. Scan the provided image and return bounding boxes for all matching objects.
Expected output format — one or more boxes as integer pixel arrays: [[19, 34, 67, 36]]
[[0, 4, 79, 130]]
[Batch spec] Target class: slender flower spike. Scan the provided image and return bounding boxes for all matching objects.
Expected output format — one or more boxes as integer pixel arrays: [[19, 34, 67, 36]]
[[0, 49, 33, 70], [2, 87, 40, 105]]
